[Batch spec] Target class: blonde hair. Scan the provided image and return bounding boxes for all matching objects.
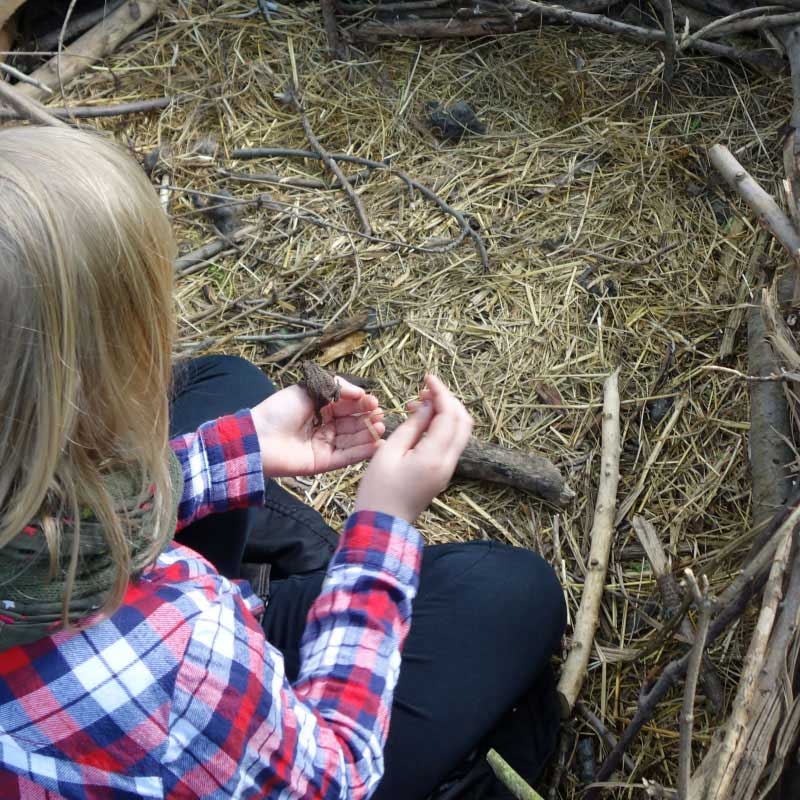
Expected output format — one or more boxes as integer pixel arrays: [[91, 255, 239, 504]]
[[0, 126, 177, 621]]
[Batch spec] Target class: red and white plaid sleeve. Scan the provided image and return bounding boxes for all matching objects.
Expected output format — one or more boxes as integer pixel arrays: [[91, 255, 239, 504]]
[[164, 511, 423, 799]]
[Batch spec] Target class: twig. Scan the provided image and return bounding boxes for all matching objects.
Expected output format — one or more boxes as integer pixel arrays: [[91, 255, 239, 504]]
[[0, 77, 68, 128], [701, 513, 794, 800], [486, 749, 545, 800], [575, 701, 636, 773], [557, 369, 621, 715], [660, 0, 677, 83], [287, 90, 372, 237], [709, 144, 800, 290], [230, 146, 490, 269], [320, 0, 347, 58], [0, 61, 53, 93], [219, 164, 374, 191], [681, 5, 796, 48], [34, 0, 125, 51], [349, 0, 786, 71], [0, 96, 177, 122], [56, 0, 81, 113], [174, 225, 258, 273], [236, 320, 399, 343], [677, 570, 711, 799]]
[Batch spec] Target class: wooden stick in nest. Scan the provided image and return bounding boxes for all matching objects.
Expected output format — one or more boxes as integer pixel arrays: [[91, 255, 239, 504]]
[[0, 76, 67, 128], [346, 0, 785, 71], [556, 368, 620, 716], [17, 0, 160, 102], [677, 569, 712, 799], [0, 96, 177, 122]]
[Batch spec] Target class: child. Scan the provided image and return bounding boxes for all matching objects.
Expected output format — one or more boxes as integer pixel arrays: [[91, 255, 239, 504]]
[[0, 127, 566, 799]]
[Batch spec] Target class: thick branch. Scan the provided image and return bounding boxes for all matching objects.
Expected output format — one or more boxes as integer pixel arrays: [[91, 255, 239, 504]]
[[382, 416, 573, 505]]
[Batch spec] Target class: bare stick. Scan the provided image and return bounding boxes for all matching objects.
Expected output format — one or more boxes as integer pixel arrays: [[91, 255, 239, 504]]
[[709, 144, 800, 273], [0, 61, 53, 93], [557, 369, 620, 715], [18, 0, 160, 101], [0, 95, 177, 122], [0, 78, 68, 127], [320, 0, 347, 58], [486, 749, 544, 800], [174, 225, 257, 273], [230, 146, 490, 269], [382, 416, 573, 505], [288, 91, 372, 237], [660, 0, 677, 83], [681, 6, 800, 48], [34, 0, 126, 51], [678, 570, 712, 798]]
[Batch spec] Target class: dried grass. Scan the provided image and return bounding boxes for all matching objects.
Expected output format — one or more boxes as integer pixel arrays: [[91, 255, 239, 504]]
[[25, 1, 797, 795]]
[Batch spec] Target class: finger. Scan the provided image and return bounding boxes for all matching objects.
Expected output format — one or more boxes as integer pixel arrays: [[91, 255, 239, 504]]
[[328, 394, 380, 418], [326, 440, 382, 470], [335, 376, 365, 401], [335, 425, 384, 451], [416, 374, 459, 447], [384, 401, 434, 452], [332, 412, 384, 437]]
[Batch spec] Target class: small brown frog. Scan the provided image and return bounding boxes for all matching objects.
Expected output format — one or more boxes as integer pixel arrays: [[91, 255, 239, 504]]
[[300, 361, 340, 426]]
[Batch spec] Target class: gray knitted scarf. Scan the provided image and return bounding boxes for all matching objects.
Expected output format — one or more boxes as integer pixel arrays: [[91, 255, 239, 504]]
[[0, 452, 183, 650]]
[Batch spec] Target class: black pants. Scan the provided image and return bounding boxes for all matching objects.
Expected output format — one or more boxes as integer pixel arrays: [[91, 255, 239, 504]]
[[170, 356, 566, 800]]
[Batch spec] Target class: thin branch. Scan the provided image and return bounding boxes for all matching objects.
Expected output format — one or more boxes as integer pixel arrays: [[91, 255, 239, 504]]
[[660, 0, 677, 82], [0, 95, 179, 122], [0, 62, 53, 93], [486, 749, 545, 800], [0, 78, 68, 128], [677, 570, 712, 799], [589, 499, 800, 795]]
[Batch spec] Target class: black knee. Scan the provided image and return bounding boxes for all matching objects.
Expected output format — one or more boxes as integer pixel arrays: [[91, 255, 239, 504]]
[[474, 542, 566, 656]]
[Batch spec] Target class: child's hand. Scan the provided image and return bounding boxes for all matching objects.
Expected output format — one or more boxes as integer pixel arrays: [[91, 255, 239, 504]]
[[251, 378, 384, 478], [354, 375, 473, 524]]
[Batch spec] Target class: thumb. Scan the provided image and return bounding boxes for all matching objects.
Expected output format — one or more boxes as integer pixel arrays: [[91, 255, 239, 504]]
[[385, 402, 434, 453]]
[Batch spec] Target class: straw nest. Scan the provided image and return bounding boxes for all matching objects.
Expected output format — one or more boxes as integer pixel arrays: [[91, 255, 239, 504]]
[[30, 1, 795, 795]]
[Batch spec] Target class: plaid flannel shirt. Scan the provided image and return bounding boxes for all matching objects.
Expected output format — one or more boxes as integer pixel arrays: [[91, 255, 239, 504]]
[[0, 410, 423, 799]]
